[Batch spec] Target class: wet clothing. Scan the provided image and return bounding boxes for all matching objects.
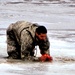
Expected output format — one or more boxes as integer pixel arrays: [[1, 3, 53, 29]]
[[6, 21, 50, 60]]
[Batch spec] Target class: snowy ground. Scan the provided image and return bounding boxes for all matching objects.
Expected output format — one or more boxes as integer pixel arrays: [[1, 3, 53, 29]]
[[0, 0, 75, 75]]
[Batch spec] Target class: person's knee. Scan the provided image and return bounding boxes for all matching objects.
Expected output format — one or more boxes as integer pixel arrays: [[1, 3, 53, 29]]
[[7, 51, 20, 59]]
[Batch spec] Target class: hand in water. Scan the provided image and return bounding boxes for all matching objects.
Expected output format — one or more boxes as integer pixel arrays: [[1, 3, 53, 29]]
[[39, 54, 53, 62]]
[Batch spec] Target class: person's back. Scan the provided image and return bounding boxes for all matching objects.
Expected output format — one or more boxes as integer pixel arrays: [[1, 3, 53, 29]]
[[7, 21, 38, 45], [7, 21, 39, 59]]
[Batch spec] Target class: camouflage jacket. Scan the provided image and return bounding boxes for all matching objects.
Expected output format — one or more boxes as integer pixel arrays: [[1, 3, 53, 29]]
[[7, 21, 50, 58]]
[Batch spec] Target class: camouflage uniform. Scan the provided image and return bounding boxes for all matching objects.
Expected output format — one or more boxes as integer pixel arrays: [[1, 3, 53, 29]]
[[6, 21, 50, 60]]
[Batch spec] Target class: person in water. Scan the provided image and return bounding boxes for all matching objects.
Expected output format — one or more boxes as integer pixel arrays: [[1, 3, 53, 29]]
[[6, 21, 52, 61]]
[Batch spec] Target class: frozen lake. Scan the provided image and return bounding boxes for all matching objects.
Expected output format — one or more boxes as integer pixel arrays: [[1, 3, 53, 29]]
[[0, 0, 75, 75]]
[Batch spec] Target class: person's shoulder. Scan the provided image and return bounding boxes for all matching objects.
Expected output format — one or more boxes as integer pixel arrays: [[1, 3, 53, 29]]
[[32, 23, 40, 27], [15, 21, 27, 24]]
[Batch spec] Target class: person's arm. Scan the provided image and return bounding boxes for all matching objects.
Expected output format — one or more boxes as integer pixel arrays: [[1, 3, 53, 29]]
[[38, 38, 53, 62], [39, 37, 50, 55]]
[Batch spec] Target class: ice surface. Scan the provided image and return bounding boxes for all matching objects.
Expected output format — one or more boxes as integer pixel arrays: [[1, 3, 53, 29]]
[[0, 0, 75, 75]]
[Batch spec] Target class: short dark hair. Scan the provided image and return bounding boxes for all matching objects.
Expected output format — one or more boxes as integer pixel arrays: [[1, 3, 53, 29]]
[[36, 26, 47, 34]]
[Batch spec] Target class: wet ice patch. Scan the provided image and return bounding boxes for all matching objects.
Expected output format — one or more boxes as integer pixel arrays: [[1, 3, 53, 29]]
[[47, 63, 75, 75], [0, 63, 24, 75]]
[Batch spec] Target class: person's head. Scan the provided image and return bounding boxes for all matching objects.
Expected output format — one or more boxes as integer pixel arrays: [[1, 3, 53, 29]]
[[35, 26, 47, 41]]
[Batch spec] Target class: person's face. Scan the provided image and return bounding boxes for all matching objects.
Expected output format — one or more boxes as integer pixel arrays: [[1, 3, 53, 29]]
[[36, 33, 47, 41]]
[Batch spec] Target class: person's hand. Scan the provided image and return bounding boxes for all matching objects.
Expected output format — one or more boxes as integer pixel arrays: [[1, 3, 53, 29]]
[[39, 54, 53, 62]]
